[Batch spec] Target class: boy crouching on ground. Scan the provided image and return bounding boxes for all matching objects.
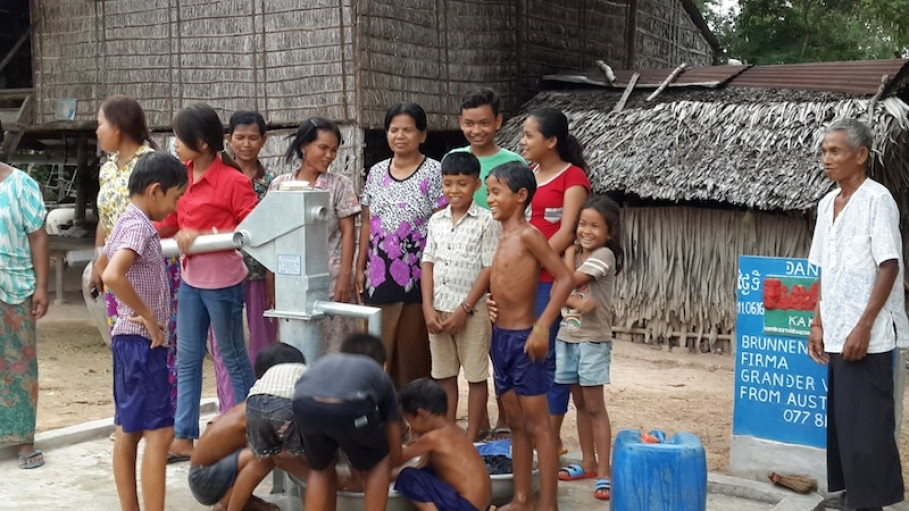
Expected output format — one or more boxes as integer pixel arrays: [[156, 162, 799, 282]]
[[188, 343, 310, 511], [422, 151, 499, 443], [293, 333, 403, 511], [486, 161, 574, 511], [227, 343, 308, 511], [395, 378, 492, 511], [96, 152, 187, 511]]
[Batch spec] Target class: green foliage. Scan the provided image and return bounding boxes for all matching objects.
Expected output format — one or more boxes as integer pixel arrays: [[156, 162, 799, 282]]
[[699, 0, 908, 64]]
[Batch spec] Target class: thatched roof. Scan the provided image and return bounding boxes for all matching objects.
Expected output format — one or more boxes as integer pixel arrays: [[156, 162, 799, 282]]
[[498, 86, 909, 211]]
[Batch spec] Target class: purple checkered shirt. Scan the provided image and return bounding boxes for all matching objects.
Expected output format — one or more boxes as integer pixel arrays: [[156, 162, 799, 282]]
[[104, 203, 170, 340]]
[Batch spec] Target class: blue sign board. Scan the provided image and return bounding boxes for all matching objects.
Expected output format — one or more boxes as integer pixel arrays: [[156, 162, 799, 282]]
[[734, 256, 827, 449]]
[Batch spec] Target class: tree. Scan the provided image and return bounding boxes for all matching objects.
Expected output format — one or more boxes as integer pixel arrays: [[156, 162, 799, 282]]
[[697, 0, 908, 64]]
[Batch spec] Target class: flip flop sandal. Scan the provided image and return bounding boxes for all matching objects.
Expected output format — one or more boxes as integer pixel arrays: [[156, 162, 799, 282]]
[[18, 450, 45, 469], [487, 427, 511, 441], [594, 478, 611, 501], [166, 452, 191, 464], [558, 464, 597, 481]]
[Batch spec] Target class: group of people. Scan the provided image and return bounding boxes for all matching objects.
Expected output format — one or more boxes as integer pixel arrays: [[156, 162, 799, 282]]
[[0, 81, 906, 511]]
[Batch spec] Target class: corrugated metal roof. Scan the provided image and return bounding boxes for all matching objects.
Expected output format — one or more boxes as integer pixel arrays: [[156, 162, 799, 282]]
[[544, 59, 909, 96], [613, 65, 750, 88], [727, 59, 908, 95]]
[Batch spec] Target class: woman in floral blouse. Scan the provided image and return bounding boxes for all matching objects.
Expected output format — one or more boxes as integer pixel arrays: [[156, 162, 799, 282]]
[[271, 117, 361, 354], [356, 102, 445, 388]]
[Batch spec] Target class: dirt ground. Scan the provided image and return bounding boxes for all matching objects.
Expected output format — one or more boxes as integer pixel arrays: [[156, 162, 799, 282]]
[[33, 274, 909, 496]]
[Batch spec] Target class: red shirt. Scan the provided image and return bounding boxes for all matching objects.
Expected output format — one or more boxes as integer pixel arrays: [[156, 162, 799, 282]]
[[529, 164, 591, 282], [159, 155, 258, 288]]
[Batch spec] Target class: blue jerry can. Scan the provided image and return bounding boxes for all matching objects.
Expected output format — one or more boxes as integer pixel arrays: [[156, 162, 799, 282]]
[[612, 429, 707, 511]]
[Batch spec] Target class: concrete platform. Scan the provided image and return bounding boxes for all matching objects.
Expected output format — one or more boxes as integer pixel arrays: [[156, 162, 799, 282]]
[[0, 410, 906, 511]]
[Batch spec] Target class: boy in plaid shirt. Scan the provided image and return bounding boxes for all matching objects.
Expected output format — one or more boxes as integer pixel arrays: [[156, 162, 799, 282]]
[[96, 152, 187, 511]]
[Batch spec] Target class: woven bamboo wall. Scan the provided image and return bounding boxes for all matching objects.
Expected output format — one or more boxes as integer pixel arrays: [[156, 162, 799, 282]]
[[517, 0, 628, 103], [30, 0, 100, 123], [634, 0, 713, 69], [356, 0, 517, 130]]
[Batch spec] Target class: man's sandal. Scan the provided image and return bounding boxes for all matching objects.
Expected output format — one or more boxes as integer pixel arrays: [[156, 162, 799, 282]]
[[594, 478, 611, 500]]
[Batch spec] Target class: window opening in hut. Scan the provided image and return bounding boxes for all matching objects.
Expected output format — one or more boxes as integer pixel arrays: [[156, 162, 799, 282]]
[[0, 0, 33, 89]]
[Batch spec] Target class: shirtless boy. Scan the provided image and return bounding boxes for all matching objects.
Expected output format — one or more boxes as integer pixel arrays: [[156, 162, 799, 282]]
[[394, 378, 492, 511], [486, 161, 574, 511]]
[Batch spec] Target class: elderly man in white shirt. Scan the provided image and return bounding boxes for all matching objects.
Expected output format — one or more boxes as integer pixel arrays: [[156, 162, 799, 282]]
[[808, 118, 907, 511]]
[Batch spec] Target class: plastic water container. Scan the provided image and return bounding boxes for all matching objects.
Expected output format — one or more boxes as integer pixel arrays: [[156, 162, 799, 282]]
[[612, 429, 707, 511]]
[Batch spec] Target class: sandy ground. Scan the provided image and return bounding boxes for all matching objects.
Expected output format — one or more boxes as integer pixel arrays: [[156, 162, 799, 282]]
[[30, 265, 909, 497]]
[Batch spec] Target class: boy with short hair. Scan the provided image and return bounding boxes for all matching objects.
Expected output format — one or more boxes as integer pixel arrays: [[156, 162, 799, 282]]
[[394, 378, 492, 511], [293, 333, 403, 511], [96, 152, 188, 511], [422, 151, 499, 443], [226, 343, 307, 511], [449, 87, 525, 210], [486, 161, 574, 511]]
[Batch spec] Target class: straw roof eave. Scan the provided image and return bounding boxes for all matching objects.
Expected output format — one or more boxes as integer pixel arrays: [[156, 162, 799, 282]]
[[498, 89, 909, 211]]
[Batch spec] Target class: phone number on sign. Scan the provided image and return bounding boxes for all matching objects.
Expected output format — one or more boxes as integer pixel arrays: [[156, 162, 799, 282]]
[[782, 409, 826, 428]]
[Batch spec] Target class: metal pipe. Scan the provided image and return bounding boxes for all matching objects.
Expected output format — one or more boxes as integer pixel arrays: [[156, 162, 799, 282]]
[[313, 300, 383, 338], [160, 233, 242, 257]]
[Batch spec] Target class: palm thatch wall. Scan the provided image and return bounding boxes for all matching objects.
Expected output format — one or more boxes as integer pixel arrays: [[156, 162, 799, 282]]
[[30, 0, 357, 127], [617, 207, 812, 350], [355, 0, 517, 130], [29, 0, 716, 130], [634, 0, 714, 69], [498, 87, 909, 350]]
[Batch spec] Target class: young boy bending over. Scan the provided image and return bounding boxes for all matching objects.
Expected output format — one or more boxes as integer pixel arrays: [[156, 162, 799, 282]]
[[486, 161, 574, 511], [395, 378, 492, 511], [293, 333, 403, 511], [96, 152, 187, 511]]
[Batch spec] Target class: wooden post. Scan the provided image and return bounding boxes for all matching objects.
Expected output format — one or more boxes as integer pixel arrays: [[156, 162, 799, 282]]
[[646, 62, 688, 102], [613, 72, 640, 112], [866, 74, 890, 123]]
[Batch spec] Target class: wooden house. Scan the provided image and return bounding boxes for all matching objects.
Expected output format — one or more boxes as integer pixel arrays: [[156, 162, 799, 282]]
[[2, 0, 718, 193], [497, 59, 909, 353]]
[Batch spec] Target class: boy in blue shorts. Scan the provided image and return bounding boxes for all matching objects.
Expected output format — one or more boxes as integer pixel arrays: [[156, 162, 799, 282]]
[[96, 152, 187, 511], [486, 161, 574, 511], [448, 88, 524, 438], [422, 151, 499, 443]]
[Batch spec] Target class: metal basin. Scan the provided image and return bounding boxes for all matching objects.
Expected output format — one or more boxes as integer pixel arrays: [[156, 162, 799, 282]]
[[287, 472, 416, 511]]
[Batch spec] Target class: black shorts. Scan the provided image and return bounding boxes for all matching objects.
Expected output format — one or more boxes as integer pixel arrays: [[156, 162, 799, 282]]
[[246, 394, 304, 457], [827, 351, 904, 508], [293, 396, 389, 471], [188, 449, 241, 506]]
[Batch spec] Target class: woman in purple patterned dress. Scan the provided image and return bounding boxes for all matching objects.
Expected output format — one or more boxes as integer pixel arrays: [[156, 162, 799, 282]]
[[356, 103, 445, 389]]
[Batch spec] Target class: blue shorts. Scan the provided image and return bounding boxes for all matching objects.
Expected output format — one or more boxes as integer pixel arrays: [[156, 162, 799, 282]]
[[395, 466, 481, 511], [112, 334, 174, 433], [554, 339, 612, 386], [491, 327, 551, 397]]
